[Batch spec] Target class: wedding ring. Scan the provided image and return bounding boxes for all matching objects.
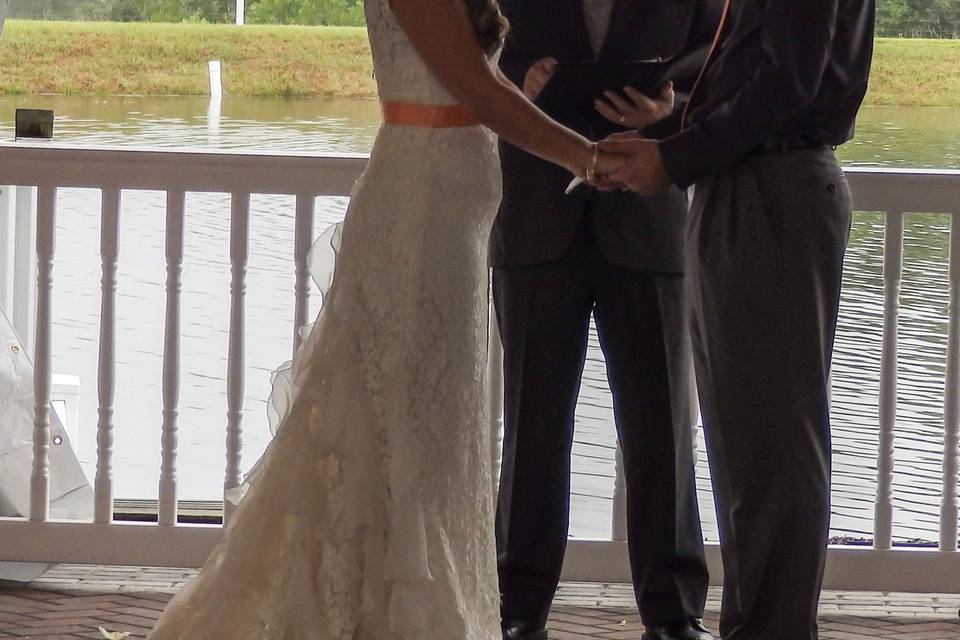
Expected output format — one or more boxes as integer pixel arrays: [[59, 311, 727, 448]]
[[618, 114, 626, 124]]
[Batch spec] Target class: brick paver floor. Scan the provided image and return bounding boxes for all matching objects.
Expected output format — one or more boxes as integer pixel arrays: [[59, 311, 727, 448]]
[[0, 565, 958, 638]]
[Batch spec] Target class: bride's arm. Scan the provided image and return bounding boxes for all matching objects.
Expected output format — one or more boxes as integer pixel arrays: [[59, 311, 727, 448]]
[[388, 0, 601, 178]]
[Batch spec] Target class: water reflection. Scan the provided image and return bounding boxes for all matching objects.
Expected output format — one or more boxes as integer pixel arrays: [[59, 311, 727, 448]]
[[843, 105, 960, 169], [2, 95, 382, 152], [1, 96, 958, 543]]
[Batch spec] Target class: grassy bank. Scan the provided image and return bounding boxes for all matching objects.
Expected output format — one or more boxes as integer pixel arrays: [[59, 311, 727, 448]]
[[1, 20, 960, 105], [0, 20, 375, 98], [870, 38, 960, 106]]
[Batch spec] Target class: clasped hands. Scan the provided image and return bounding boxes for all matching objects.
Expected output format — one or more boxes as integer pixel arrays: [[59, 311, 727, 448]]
[[589, 133, 670, 195], [524, 57, 673, 196]]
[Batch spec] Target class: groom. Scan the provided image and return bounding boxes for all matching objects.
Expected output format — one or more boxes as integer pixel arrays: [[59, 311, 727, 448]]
[[598, 0, 876, 637], [492, 2, 722, 639]]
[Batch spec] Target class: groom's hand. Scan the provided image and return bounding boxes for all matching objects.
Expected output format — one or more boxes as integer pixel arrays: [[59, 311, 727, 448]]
[[596, 138, 671, 196], [522, 57, 558, 101]]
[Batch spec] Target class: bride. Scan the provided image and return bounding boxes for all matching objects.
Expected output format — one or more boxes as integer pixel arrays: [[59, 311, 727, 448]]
[[147, 0, 618, 638]]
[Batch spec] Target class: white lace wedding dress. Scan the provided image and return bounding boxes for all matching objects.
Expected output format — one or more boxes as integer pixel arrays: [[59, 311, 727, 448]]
[[147, 1, 503, 638]]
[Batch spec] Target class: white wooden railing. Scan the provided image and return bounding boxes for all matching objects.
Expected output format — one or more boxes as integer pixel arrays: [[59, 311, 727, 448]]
[[0, 142, 958, 594]]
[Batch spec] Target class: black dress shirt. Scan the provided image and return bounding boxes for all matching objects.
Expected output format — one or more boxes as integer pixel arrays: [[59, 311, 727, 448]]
[[654, 0, 876, 188]]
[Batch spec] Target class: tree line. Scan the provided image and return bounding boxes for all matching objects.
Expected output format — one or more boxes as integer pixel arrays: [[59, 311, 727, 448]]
[[6, 0, 960, 37], [879, 0, 960, 37]]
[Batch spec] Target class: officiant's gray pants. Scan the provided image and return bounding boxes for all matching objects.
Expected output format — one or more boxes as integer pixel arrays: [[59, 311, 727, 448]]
[[687, 147, 852, 640]]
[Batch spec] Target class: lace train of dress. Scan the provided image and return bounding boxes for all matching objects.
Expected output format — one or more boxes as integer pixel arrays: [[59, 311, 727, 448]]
[[146, 0, 503, 637]]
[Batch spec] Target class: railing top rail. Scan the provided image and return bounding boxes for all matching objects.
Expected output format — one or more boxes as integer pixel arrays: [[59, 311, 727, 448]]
[[844, 167, 960, 213], [0, 141, 368, 195], [1, 141, 959, 210], [2, 141, 958, 171], [0, 140, 369, 160], [844, 166, 960, 177]]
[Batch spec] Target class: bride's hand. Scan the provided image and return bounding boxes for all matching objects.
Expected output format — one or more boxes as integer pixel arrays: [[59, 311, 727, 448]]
[[604, 130, 645, 143], [566, 144, 627, 190], [567, 142, 625, 189], [593, 149, 626, 183], [590, 132, 640, 189]]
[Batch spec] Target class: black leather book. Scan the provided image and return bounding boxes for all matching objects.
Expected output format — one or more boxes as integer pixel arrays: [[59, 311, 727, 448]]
[[535, 60, 669, 119]]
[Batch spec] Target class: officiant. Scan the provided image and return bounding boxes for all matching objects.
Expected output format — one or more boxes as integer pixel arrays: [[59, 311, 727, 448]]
[[492, 2, 723, 639]]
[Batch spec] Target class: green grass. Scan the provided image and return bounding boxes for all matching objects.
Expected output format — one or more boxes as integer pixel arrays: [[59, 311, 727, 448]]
[[1, 21, 959, 105], [869, 38, 960, 106], [0, 20, 376, 98]]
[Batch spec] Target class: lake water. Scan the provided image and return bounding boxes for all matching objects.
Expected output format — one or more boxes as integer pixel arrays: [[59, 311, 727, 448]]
[[1, 95, 959, 542]]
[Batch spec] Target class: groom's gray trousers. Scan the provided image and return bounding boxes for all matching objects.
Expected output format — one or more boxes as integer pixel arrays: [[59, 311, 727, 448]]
[[687, 147, 852, 640]]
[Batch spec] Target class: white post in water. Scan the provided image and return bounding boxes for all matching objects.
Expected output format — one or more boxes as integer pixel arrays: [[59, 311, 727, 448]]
[[207, 100, 222, 142], [236, 0, 245, 25], [208, 61, 223, 101], [208, 61, 223, 141]]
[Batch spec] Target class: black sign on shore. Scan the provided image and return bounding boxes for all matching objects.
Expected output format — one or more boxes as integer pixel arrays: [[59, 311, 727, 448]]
[[14, 109, 54, 140]]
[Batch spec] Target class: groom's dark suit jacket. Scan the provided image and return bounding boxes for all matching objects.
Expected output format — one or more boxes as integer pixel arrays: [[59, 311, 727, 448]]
[[492, 0, 723, 273]]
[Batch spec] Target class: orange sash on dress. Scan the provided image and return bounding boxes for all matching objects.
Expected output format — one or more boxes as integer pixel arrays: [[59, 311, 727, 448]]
[[381, 101, 480, 128]]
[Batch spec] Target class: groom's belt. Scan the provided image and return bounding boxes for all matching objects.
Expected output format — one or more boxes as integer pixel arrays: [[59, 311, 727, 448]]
[[381, 101, 480, 128], [756, 135, 829, 154]]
